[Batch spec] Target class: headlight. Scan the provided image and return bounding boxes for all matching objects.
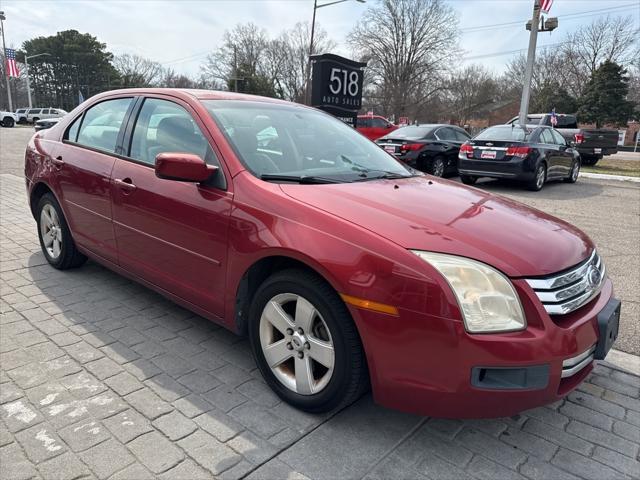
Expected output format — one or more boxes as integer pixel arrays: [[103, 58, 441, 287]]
[[411, 251, 526, 333]]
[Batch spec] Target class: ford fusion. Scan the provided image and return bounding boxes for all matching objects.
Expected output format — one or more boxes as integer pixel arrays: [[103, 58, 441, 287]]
[[24, 89, 620, 418]]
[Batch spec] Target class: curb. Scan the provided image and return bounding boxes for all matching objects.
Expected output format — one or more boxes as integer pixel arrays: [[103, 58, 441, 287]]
[[580, 172, 640, 182], [602, 349, 640, 376]]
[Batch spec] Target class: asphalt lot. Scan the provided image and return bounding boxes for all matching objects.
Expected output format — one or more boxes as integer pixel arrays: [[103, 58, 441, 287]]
[[1, 125, 639, 480]]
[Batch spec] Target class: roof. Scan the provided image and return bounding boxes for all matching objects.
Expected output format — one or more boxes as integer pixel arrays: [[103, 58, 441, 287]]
[[89, 88, 297, 106]]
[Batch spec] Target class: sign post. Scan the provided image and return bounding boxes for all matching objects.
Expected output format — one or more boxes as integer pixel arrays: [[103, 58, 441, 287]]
[[310, 53, 366, 128]]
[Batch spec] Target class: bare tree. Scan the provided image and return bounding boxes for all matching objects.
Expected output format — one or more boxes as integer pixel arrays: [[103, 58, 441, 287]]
[[561, 15, 638, 96], [113, 53, 163, 87], [348, 0, 460, 120], [443, 64, 498, 125]]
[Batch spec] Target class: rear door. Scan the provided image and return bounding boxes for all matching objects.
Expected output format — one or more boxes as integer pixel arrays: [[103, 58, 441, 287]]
[[110, 95, 232, 318], [357, 117, 374, 140], [550, 129, 573, 175], [538, 128, 564, 179], [55, 96, 135, 263]]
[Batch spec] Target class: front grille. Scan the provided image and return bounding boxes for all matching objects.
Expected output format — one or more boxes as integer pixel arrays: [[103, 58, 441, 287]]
[[525, 250, 605, 315]]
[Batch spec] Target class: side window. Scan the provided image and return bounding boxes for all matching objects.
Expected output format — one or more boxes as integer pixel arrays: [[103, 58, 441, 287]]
[[455, 129, 470, 142], [540, 129, 555, 145], [558, 116, 578, 129], [436, 128, 456, 141], [30, 109, 41, 115], [358, 118, 371, 128], [551, 129, 567, 145], [129, 98, 218, 168], [371, 118, 387, 128], [64, 116, 82, 142], [76, 98, 132, 153], [43, 109, 51, 114]]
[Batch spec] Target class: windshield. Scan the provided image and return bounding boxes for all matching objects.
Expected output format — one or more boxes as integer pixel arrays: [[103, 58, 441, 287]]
[[204, 100, 414, 183], [475, 126, 531, 142]]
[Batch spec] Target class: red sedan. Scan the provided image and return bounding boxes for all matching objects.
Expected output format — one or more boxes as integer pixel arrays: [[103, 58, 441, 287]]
[[24, 89, 620, 418]]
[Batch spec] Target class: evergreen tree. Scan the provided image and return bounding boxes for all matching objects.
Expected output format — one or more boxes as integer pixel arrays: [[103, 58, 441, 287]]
[[577, 61, 634, 127], [531, 84, 577, 114]]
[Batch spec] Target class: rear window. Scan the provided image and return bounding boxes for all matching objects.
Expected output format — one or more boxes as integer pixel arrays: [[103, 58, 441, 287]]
[[386, 126, 434, 140], [475, 126, 531, 142]]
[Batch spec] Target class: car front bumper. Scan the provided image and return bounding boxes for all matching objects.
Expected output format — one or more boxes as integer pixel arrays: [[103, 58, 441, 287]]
[[351, 278, 616, 418]]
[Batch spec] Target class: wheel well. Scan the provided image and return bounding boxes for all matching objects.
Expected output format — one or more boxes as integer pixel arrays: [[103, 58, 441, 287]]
[[30, 183, 53, 219], [234, 256, 332, 336]]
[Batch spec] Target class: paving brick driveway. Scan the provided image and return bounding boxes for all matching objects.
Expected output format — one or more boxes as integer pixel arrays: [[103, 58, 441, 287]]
[[1, 159, 639, 478]]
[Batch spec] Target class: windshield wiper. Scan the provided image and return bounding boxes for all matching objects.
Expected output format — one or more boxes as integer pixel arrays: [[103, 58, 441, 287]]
[[260, 174, 345, 184], [352, 170, 416, 181]]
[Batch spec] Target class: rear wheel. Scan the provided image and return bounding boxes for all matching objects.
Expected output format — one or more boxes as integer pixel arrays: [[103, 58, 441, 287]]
[[36, 193, 87, 269], [460, 175, 477, 186], [2, 117, 14, 128], [429, 156, 446, 177], [564, 160, 580, 183], [32, 117, 39, 124], [249, 269, 368, 413], [581, 154, 599, 166], [527, 163, 546, 191]]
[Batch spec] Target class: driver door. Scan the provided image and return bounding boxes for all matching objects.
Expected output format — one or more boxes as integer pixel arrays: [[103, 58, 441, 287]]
[[110, 96, 232, 318]]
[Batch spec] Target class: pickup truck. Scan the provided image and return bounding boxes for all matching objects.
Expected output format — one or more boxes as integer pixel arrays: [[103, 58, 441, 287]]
[[507, 114, 618, 165], [0, 111, 17, 127]]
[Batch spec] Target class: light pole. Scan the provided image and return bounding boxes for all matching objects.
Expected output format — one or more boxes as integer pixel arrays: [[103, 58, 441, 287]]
[[24, 53, 51, 108], [0, 11, 13, 111], [518, 0, 557, 126], [305, 0, 365, 105]]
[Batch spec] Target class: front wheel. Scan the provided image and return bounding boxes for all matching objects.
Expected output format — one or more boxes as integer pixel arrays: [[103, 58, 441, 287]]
[[249, 269, 368, 413], [564, 161, 580, 183], [36, 193, 87, 269], [527, 163, 546, 191], [2, 117, 14, 128]]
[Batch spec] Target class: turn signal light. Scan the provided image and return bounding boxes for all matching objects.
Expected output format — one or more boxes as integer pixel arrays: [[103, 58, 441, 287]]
[[574, 133, 584, 144], [506, 146, 532, 158], [400, 143, 423, 152]]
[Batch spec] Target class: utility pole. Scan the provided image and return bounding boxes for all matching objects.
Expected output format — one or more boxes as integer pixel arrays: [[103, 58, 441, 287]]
[[0, 11, 13, 111], [518, 0, 558, 126], [518, 0, 541, 126], [24, 53, 51, 108]]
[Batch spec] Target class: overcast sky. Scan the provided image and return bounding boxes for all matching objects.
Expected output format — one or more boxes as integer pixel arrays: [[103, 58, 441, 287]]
[[2, 0, 639, 77]]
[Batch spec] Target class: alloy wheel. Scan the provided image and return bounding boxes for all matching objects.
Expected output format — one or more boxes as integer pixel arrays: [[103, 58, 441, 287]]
[[259, 293, 335, 395], [571, 162, 580, 181], [40, 204, 63, 259], [432, 158, 445, 177], [536, 166, 545, 189]]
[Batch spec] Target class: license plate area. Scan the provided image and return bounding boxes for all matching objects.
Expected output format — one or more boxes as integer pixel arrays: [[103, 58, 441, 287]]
[[594, 298, 621, 360], [481, 150, 497, 159], [384, 146, 397, 154], [594, 148, 602, 154]]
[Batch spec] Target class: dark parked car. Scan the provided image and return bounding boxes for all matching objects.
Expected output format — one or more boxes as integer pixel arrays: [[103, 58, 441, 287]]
[[24, 89, 618, 418], [376, 124, 470, 176], [458, 125, 581, 191], [507, 114, 618, 165]]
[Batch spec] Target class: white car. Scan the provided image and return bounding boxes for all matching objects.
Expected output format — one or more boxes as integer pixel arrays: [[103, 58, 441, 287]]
[[0, 111, 17, 127], [19, 107, 67, 124]]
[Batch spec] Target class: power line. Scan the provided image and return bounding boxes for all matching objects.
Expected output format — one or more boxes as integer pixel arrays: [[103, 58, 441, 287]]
[[461, 3, 638, 33]]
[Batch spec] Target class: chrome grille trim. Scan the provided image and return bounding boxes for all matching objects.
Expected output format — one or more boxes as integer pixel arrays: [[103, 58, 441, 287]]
[[525, 251, 606, 315], [561, 345, 596, 378]]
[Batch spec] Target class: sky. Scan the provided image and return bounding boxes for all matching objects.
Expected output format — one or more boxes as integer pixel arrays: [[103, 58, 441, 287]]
[[1, 0, 638, 78]]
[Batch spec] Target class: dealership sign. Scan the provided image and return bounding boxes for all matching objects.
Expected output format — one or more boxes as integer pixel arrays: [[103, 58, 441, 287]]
[[310, 53, 366, 127]]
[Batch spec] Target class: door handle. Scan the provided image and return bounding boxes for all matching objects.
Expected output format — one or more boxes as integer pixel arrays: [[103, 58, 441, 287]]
[[113, 178, 137, 192], [51, 156, 64, 167]]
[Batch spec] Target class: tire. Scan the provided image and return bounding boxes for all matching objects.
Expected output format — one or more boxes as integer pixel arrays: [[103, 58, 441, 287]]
[[428, 156, 446, 177], [18, 117, 27, 124], [527, 163, 546, 191], [248, 269, 368, 413], [581, 154, 599, 166], [36, 193, 87, 269], [460, 175, 477, 186], [2, 117, 14, 128], [564, 160, 580, 183]]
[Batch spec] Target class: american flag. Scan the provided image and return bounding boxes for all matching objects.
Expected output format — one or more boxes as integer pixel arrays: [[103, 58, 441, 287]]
[[4, 48, 20, 77], [540, 0, 553, 14], [550, 108, 558, 127]]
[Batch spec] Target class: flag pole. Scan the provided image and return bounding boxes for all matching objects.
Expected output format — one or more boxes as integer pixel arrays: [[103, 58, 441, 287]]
[[0, 12, 13, 111]]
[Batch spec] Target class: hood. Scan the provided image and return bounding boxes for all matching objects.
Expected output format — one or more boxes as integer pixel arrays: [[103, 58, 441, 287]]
[[280, 176, 593, 277]]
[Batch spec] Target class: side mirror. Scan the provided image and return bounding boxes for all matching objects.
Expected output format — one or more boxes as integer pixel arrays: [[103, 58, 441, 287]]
[[155, 153, 217, 182]]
